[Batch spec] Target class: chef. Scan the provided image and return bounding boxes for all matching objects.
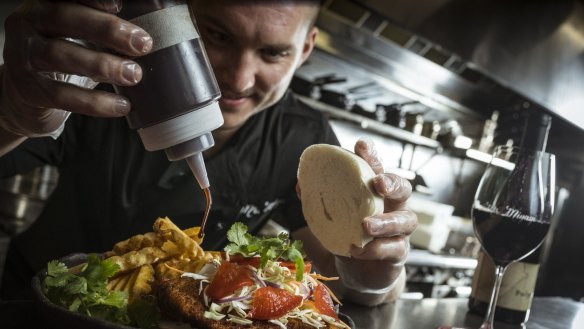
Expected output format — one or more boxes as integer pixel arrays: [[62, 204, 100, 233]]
[[0, 0, 417, 306]]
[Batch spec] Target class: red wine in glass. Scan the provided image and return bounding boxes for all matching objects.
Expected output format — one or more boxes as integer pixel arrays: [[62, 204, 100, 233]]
[[439, 145, 555, 329], [472, 207, 550, 266]]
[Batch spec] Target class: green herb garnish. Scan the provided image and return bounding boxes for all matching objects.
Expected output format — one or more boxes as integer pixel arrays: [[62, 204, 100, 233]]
[[42, 254, 159, 328], [224, 222, 307, 281]]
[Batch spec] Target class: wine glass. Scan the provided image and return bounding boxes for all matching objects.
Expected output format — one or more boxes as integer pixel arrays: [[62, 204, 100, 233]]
[[439, 145, 555, 329]]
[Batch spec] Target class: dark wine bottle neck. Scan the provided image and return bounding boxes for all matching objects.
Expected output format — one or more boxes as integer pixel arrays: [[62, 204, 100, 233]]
[[519, 113, 552, 152]]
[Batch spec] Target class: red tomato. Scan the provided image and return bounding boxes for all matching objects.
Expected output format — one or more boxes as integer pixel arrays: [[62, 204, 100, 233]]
[[279, 260, 312, 273], [206, 261, 254, 301], [227, 255, 261, 268], [314, 283, 338, 319], [248, 286, 303, 320]]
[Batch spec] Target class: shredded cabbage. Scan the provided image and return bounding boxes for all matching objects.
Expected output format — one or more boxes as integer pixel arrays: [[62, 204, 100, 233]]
[[197, 257, 349, 328]]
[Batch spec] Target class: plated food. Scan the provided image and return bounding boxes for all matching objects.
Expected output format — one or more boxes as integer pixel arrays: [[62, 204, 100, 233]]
[[35, 217, 352, 329]]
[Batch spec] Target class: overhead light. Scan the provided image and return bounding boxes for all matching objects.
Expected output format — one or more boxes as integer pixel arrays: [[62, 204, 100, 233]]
[[466, 149, 492, 163], [491, 158, 515, 171], [466, 149, 515, 170], [453, 135, 473, 149]]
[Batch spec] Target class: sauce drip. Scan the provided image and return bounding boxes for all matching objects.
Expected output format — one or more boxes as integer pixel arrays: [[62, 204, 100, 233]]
[[198, 187, 212, 239]]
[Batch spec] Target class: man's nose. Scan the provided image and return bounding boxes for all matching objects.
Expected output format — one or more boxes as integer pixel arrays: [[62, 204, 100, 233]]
[[222, 52, 256, 93]]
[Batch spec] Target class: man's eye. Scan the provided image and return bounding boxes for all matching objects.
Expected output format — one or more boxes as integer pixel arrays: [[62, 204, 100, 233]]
[[206, 29, 230, 43], [262, 48, 289, 61]]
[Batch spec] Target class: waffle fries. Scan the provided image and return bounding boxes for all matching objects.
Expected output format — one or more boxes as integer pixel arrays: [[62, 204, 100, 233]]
[[100, 217, 219, 301]]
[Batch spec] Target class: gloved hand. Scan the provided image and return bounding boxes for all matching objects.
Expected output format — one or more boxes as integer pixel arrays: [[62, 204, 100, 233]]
[[0, 0, 152, 138], [335, 138, 418, 304]]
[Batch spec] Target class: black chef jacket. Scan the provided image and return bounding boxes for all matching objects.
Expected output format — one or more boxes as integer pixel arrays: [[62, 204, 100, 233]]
[[0, 90, 339, 299]]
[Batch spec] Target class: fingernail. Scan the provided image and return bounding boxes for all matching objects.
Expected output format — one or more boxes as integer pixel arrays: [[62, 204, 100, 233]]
[[375, 175, 395, 194], [131, 30, 153, 54], [114, 97, 131, 115], [99, 0, 122, 13], [111, 0, 122, 13], [122, 61, 142, 84], [365, 217, 382, 233]]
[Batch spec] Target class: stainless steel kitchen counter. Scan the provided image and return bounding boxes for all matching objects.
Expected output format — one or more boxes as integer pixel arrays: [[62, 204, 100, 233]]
[[340, 296, 583, 329], [1, 296, 581, 328]]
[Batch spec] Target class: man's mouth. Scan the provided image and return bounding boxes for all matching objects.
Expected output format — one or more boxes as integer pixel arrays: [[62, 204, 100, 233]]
[[220, 93, 252, 108], [219, 96, 248, 107]]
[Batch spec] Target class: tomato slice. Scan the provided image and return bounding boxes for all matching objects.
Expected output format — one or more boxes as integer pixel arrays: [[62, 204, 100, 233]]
[[206, 261, 254, 301], [314, 283, 338, 319], [279, 260, 312, 273], [227, 254, 261, 268], [248, 286, 303, 320]]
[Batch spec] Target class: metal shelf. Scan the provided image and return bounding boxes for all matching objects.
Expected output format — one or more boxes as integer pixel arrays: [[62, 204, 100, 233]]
[[407, 249, 477, 270], [297, 95, 443, 149]]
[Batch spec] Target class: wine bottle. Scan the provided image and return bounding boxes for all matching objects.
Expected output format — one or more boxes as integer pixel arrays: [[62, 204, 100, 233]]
[[468, 248, 542, 324], [467, 111, 552, 324]]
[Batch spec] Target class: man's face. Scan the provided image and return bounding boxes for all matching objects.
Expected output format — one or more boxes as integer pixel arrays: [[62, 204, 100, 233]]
[[191, 1, 318, 133]]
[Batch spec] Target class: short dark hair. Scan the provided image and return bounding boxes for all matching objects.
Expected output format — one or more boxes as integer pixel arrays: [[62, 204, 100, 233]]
[[230, 0, 322, 27]]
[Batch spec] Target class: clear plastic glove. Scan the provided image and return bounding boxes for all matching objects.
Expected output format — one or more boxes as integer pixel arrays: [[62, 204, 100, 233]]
[[335, 138, 418, 299], [0, 0, 152, 138]]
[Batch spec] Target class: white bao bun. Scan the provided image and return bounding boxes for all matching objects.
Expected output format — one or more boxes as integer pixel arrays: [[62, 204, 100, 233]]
[[297, 144, 384, 256]]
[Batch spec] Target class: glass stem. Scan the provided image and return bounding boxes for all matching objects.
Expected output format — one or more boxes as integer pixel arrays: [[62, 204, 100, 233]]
[[480, 264, 508, 329]]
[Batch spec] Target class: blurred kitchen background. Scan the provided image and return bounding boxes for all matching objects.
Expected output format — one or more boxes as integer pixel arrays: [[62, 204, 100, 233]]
[[1, 0, 583, 301]]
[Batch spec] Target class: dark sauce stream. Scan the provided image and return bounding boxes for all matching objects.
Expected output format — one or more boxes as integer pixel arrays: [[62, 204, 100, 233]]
[[198, 187, 212, 240]]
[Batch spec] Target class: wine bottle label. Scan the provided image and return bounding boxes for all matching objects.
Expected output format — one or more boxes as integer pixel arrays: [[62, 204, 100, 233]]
[[470, 251, 539, 311]]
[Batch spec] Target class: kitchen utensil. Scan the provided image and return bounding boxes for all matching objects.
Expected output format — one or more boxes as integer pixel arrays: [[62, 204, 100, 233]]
[[320, 81, 381, 110], [290, 74, 347, 99], [376, 101, 420, 127], [422, 120, 442, 140], [404, 112, 424, 135]]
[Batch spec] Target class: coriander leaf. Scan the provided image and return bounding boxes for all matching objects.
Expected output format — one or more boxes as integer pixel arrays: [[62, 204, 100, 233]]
[[128, 298, 161, 329], [44, 261, 75, 289], [83, 254, 120, 285], [261, 237, 285, 248], [47, 260, 69, 276], [88, 306, 130, 325], [63, 276, 87, 295], [242, 239, 261, 255], [69, 297, 82, 312], [44, 272, 76, 289], [291, 240, 305, 256], [95, 290, 128, 309], [259, 246, 278, 269], [277, 232, 290, 241], [224, 222, 308, 279], [224, 243, 242, 255], [42, 254, 159, 328], [227, 222, 251, 246]]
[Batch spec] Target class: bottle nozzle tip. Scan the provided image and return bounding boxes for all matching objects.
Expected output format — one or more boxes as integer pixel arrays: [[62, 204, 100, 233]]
[[186, 153, 210, 189]]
